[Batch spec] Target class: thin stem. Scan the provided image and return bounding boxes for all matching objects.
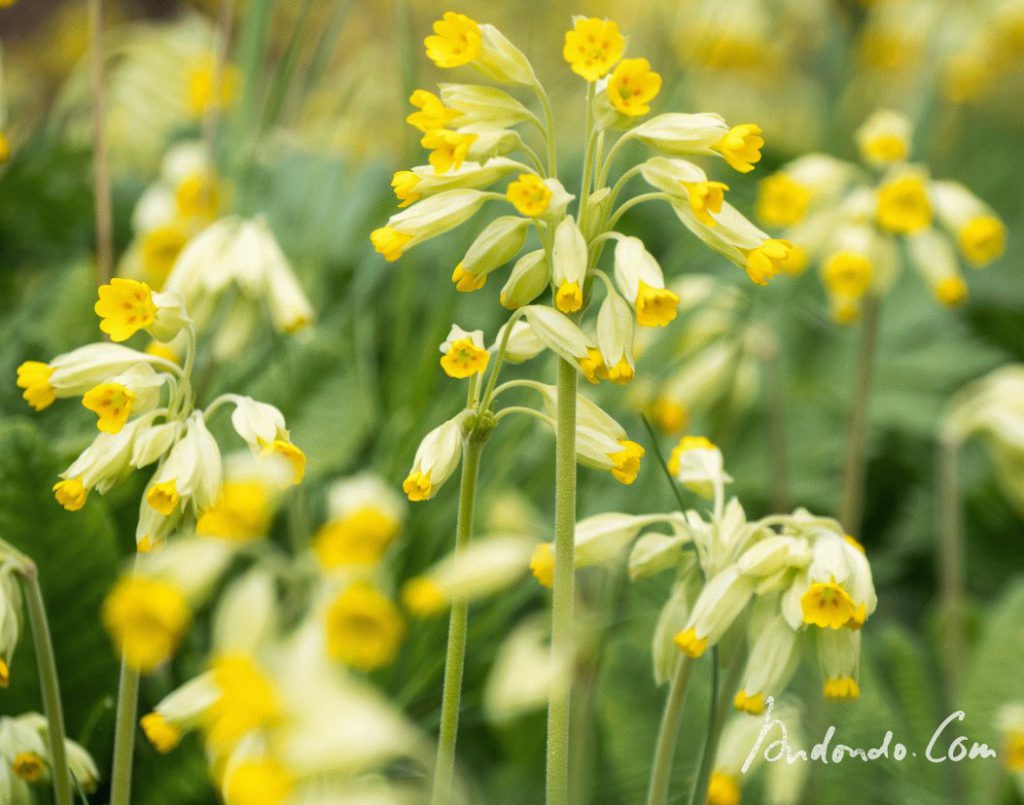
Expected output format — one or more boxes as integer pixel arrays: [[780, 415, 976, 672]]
[[607, 192, 670, 231], [577, 83, 596, 226], [939, 439, 965, 693], [546, 358, 578, 805], [646, 656, 695, 805], [493, 405, 553, 426], [597, 131, 634, 188], [838, 295, 882, 534], [479, 309, 527, 411], [430, 434, 486, 805], [18, 563, 72, 805], [109, 659, 140, 805], [640, 415, 689, 514], [689, 653, 741, 805], [607, 163, 644, 210], [88, 0, 113, 285]]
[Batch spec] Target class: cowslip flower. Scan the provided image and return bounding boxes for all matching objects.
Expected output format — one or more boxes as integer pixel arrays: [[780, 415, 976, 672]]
[[313, 474, 405, 570], [440, 325, 490, 378]]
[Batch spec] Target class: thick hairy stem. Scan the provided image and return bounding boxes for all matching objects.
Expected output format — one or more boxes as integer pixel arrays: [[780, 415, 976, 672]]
[[939, 440, 965, 693], [19, 564, 72, 805], [839, 295, 882, 535], [89, 0, 114, 285], [546, 358, 578, 805], [109, 659, 140, 805], [646, 656, 695, 805], [430, 434, 486, 805]]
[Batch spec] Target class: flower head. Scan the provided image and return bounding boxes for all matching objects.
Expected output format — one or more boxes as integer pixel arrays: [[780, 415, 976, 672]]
[[16, 362, 55, 411], [324, 583, 406, 671], [756, 173, 810, 227], [425, 12, 482, 68], [714, 124, 764, 173], [102, 576, 189, 672], [406, 89, 459, 132], [563, 18, 625, 81], [607, 58, 661, 116], [876, 173, 932, 233], [440, 325, 490, 378], [507, 174, 551, 217], [95, 278, 158, 342]]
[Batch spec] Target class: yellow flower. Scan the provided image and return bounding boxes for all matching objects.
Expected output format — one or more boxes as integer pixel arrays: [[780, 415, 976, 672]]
[[0, 132, 9, 164], [82, 382, 135, 433], [205, 654, 281, 751], [406, 89, 459, 132], [958, 216, 1006, 266], [934, 276, 967, 307], [530, 543, 554, 588], [605, 357, 634, 385], [421, 129, 477, 174], [876, 174, 932, 234], [196, 481, 272, 541], [610, 439, 644, 484], [424, 12, 482, 68], [822, 252, 874, 299], [140, 224, 188, 289], [578, 348, 605, 384], [324, 583, 406, 671], [823, 675, 861, 700], [667, 435, 714, 475], [733, 690, 765, 715], [651, 397, 688, 434], [12, 752, 44, 783], [1004, 732, 1024, 772], [0, 659, 8, 688], [863, 133, 907, 164], [175, 172, 222, 222], [371, 226, 413, 262], [452, 263, 487, 292], [800, 578, 856, 629], [779, 243, 808, 275], [16, 361, 55, 411], [147, 480, 180, 516], [607, 58, 661, 116], [555, 281, 583, 313], [392, 171, 421, 208], [674, 626, 708, 658], [402, 576, 447, 617], [94, 278, 158, 342], [713, 124, 764, 173], [54, 478, 88, 511], [684, 180, 729, 226], [506, 174, 551, 217], [441, 338, 490, 378], [102, 576, 189, 672], [743, 239, 794, 285], [313, 507, 400, 568], [635, 281, 680, 327], [186, 55, 240, 118], [563, 18, 625, 82], [706, 770, 741, 805], [223, 758, 293, 805], [402, 470, 432, 502], [756, 173, 810, 227], [140, 712, 181, 754]]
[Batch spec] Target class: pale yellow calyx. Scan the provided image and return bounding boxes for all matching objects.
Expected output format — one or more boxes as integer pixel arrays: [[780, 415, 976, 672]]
[[714, 124, 764, 173], [12, 752, 44, 782], [685, 180, 728, 226], [402, 576, 447, 617], [147, 480, 180, 516], [563, 17, 625, 82], [421, 128, 477, 175], [507, 174, 551, 217], [743, 239, 794, 285], [667, 435, 715, 475], [530, 542, 555, 588], [452, 263, 486, 292], [610, 439, 645, 484], [370, 226, 413, 262], [635, 280, 679, 327], [54, 478, 88, 512], [934, 275, 967, 307], [82, 382, 135, 433], [424, 12, 482, 68], [607, 58, 662, 116], [441, 338, 490, 378], [314, 507, 400, 568], [674, 626, 708, 658], [270, 440, 306, 485], [800, 578, 856, 629], [823, 675, 861, 700], [406, 89, 459, 132], [876, 174, 932, 234], [555, 281, 584, 313], [141, 712, 182, 753], [734, 690, 766, 714], [958, 215, 1005, 266], [95, 278, 157, 342], [403, 470, 432, 502], [324, 582, 406, 671], [102, 576, 189, 672], [16, 361, 55, 411], [756, 172, 810, 227]]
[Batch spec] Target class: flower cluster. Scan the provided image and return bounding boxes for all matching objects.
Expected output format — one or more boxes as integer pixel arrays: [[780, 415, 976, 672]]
[[0, 713, 99, 800], [16, 280, 305, 671], [756, 108, 1006, 322]]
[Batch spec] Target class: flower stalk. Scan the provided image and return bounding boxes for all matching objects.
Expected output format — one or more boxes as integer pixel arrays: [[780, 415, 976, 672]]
[[646, 656, 695, 805]]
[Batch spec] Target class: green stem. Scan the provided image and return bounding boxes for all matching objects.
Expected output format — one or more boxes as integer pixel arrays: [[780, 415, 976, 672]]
[[939, 439, 965, 694], [646, 656, 695, 805], [430, 433, 486, 805], [546, 358, 578, 805], [607, 192, 670, 231], [689, 653, 741, 805], [838, 294, 882, 535], [19, 563, 72, 805], [578, 84, 596, 225], [109, 658, 140, 805]]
